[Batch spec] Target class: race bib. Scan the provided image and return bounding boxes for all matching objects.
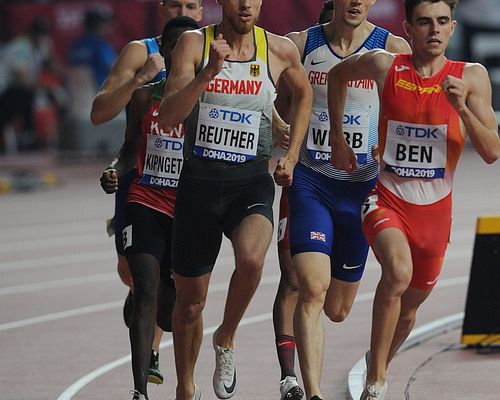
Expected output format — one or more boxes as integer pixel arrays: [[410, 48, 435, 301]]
[[139, 134, 184, 188], [306, 109, 369, 164], [194, 102, 261, 163], [383, 119, 447, 179]]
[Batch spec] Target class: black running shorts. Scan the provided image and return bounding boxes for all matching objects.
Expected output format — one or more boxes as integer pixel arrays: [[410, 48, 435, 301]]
[[172, 172, 275, 277]]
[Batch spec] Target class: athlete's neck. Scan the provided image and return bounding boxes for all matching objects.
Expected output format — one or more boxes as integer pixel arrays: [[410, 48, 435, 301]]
[[326, 19, 374, 57], [411, 53, 447, 78]]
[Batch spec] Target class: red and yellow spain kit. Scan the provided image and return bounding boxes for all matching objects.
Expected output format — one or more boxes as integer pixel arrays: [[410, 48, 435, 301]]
[[362, 54, 466, 289], [127, 81, 184, 217]]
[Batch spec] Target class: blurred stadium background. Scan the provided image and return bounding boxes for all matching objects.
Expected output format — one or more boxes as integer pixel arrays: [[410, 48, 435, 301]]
[[0, 0, 498, 158]]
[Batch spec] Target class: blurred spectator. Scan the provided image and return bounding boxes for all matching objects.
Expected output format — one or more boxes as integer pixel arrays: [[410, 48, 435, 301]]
[[67, 6, 116, 90], [0, 17, 64, 152], [457, 0, 500, 62]]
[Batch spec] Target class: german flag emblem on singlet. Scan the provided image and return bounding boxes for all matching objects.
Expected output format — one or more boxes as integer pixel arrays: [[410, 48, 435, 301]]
[[250, 64, 260, 77]]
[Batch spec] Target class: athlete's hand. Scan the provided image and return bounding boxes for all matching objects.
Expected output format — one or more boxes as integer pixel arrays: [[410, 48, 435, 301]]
[[136, 54, 165, 83], [272, 121, 290, 150], [331, 135, 358, 173], [100, 169, 118, 194], [206, 34, 231, 78], [273, 156, 296, 187], [442, 75, 467, 113]]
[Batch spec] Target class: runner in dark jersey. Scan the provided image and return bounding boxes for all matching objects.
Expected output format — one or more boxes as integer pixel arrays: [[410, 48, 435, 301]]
[[100, 17, 199, 400], [93, 0, 203, 386]]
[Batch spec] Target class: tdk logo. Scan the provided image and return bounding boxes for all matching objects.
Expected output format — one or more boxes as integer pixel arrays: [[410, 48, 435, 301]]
[[209, 108, 252, 124], [319, 112, 328, 122], [344, 114, 361, 125], [155, 138, 183, 151], [397, 125, 439, 139]]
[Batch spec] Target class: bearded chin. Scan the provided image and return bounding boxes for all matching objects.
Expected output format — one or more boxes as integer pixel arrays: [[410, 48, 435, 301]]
[[231, 20, 254, 34]]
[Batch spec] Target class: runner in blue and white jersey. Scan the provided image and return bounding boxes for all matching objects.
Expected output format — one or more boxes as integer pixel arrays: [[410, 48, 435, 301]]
[[274, 1, 410, 399]]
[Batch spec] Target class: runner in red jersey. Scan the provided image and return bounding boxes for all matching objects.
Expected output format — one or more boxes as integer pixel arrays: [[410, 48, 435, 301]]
[[100, 17, 199, 400], [328, 1, 499, 399]]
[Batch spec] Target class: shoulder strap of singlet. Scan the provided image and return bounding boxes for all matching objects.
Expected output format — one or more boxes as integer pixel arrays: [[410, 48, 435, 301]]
[[303, 25, 326, 62], [143, 37, 160, 55], [364, 26, 390, 50]]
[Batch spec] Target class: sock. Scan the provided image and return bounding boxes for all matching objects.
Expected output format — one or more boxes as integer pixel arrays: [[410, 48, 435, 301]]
[[276, 334, 296, 380]]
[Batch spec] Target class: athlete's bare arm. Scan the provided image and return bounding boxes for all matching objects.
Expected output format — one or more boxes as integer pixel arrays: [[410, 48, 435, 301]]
[[385, 34, 411, 54], [158, 30, 228, 132], [100, 87, 153, 194], [327, 50, 394, 172], [269, 34, 312, 187], [445, 63, 500, 164], [274, 30, 307, 123], [91, 41, 164, 125]]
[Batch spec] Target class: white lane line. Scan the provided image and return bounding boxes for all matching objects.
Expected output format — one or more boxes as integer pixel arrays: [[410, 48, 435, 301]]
[[0, 244, 469, 274], [56, 313, 272, 400], [55, 275, 469, 400], [0, 233, 108, 254], [347, 313, 464, 400], [0, 301, 123, 332], [0, 273, 117, 296], [0, 250, 115, 272], [0, 275, 281, 332]]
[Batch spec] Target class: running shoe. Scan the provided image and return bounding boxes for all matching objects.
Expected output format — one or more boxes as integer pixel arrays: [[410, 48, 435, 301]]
[[360, 381, 387, 400], [148, 350, 164, 385], [129, 389, 146, 400], [193, 384, 202, 400], [212, 329, 237, 399], [123, 290, 134, 328], [279, 376, 304, 400]]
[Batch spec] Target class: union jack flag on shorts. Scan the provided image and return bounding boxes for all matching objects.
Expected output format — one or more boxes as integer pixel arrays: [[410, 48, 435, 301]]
[[310, 231, 326, 242]]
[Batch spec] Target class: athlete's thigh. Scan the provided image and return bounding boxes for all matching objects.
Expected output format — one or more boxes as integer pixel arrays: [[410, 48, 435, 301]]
[[330, 179, 375, 282], [223, 173, 275, 239], [331, 208, 369, 283], [288, 171, 333, 256], [231, 213, 273, 269], [172, 174, 223, 277], [123, 202, 169, 264]]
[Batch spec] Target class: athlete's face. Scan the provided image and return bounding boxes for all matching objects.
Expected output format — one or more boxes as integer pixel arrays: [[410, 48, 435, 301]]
[[403, 1, 456, 58], [333, 0, 376, 28], [219, 0, 262, 35], [160, 0, 203, 22]]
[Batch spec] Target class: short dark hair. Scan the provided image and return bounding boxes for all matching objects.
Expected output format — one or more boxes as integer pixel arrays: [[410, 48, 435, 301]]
[[160, 16, 200, 49], [319, 0, 334, 24], [404, 0, 459, 22]]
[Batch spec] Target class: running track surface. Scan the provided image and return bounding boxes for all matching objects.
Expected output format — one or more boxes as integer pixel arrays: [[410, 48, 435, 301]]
[[1, 146, 499, 400]]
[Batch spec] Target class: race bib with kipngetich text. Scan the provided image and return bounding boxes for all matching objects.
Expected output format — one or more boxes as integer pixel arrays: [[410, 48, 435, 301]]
[[194, 102, 261, 163], [139, 134, 184, 188], [383, 119, 447, 179]]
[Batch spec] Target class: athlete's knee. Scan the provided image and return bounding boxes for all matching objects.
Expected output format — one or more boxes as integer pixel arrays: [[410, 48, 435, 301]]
[[324, 303, 351, 323], [380, 255, 412, 296], [298, 279, 328, 305], [236, 251, 265, 275], [174, 295, 206, 323]]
